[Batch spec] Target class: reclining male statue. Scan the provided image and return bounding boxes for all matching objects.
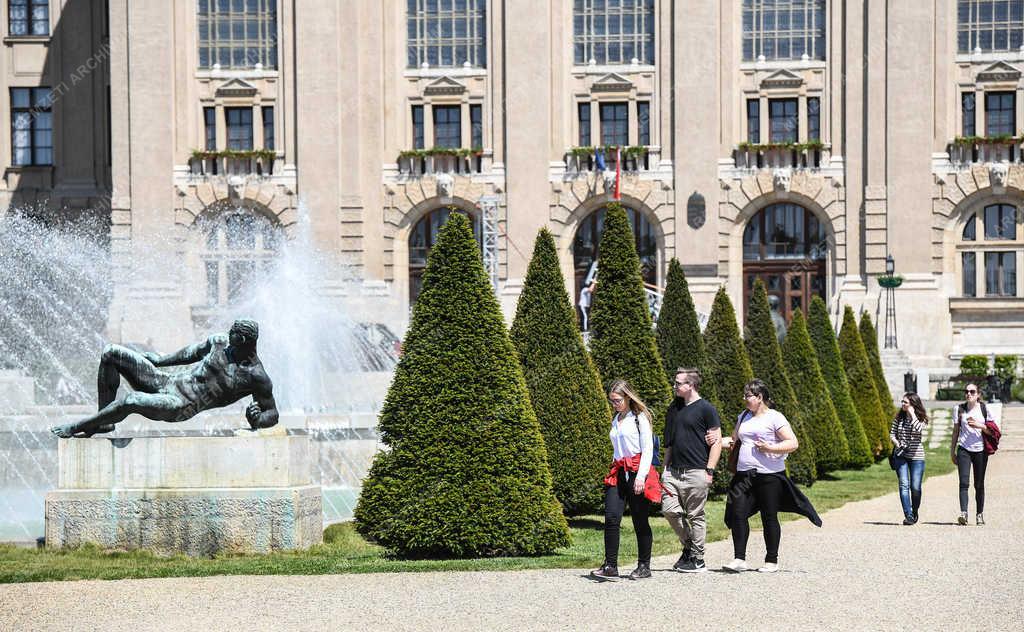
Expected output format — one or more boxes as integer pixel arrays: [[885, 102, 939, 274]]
[[51, 319, 278, 438]]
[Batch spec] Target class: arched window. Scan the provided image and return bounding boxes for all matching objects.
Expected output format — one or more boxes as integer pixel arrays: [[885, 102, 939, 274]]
[[742, 0, 826, 62], [408, 206, 481, 304], [572, 205, 658, 296], [573, 0, 655, 65], [200, 209, 281, 306], [960, 203, 1022, 298]]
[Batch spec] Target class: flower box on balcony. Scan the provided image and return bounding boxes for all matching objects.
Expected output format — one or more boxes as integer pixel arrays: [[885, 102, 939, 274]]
[[565, 145, 651, 172], [734, 140, 826, 169], [397, 147, 485, 176], [189, 149, 277, 177]]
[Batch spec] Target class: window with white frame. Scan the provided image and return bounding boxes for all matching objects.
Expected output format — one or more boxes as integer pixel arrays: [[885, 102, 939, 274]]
[[200, 209, 281, 306], [960, 204, 1022, 297], [10, 87, 53, 166], [8, 0, 48, 36], [742, 0, 826, 62], [197, 0, 278, 70], [573, 0, 655, 66], [407, 0, 487, 68], [957, 0, 1024, 53]]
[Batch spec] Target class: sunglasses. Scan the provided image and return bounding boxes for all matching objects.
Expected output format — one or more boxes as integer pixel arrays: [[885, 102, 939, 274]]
[[964, 389, 978, 394]]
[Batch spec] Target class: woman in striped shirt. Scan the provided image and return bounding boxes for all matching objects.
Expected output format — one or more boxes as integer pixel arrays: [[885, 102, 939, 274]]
[[890, 392, 929, 525]]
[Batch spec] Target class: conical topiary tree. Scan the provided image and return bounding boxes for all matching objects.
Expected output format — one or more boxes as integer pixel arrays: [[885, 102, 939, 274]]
[[656, 258, 720, 409], [702, 287, 754, 496], [860, 311, 897, 420], [838, 305, 889, 459], [355, 214, 570, 557], [744, 280, 816, 485], [808, 297, 873, 469], [782, 310, 849, 474], [589, 202, 673, 435], [510, 228, 611, 516]]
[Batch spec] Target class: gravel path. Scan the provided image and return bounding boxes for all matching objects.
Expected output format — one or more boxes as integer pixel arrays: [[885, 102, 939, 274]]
[[3, 431, 1023, 631]]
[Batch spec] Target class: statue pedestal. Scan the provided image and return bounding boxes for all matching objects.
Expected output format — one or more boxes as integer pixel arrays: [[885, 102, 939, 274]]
[[45, 429, 322, 556]]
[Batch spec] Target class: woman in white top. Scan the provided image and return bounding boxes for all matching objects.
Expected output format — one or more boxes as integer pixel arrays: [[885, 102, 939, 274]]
[[715, 379, 820, 573], [951, 383, 997, 525], [590, 380, 656, 582]]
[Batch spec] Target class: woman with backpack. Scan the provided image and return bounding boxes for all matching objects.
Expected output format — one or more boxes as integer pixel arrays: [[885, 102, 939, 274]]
[[890, 393, 929, 525], [591, 379, 661, 582], [951, 383, 999, 525]]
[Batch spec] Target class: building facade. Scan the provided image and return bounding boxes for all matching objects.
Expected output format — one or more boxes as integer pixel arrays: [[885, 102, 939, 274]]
[[5, 0, 1024, 370]]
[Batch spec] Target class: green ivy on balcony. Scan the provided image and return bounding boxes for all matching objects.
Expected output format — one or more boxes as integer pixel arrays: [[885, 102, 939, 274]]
[[398, 147, 484, 160], [737, 139, 825, 152], [190, 149, 277, 162], [568, 145, 649, 159], [951, 134, 1020, 147]]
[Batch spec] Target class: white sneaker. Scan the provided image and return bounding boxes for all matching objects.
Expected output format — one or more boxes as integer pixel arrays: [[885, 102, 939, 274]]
[[758, 563, 779, 573], [722, 558, 748, 572]]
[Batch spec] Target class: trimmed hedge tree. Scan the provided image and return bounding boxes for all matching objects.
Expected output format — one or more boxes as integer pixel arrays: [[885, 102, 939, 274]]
[[859, 311, 897, 420], [355, 214, 570, 557], [510, 228, 611, 516], [782, 310, 849, 474], [702, 287, 754, 496], [744, 280, 817, 485], [656, 258, 720, 409], [838, 305, 889, 459], [589, 203, 673, 435], [807, 297, 873, 469]]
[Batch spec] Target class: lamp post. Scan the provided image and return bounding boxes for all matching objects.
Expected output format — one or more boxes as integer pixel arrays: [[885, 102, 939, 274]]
[[880, 254, 900, 348]]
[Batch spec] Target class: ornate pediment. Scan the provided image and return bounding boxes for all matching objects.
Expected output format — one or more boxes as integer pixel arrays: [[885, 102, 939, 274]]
[[215, 78, 258, 98], [423, 76, 466, 96], [591, 72, 633, 93], [976, 61, 1021, 83], [760, 69, 804, 90]]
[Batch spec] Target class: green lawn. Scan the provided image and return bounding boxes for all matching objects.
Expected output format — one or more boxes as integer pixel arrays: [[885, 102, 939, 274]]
[[0, 449, 955, 584]]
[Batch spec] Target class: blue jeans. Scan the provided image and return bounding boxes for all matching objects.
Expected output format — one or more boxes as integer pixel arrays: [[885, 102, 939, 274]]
[[894, 455, 925, 520]]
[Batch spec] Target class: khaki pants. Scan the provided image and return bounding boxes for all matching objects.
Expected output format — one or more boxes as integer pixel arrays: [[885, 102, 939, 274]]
[[661, 467, 710, 560]]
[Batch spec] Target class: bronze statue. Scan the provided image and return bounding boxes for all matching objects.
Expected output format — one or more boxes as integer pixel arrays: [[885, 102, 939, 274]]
[[51, 319, 278, 438]]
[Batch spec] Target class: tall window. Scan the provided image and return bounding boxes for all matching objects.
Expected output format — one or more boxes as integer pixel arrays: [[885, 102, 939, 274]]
[[985, 252, 1017, 296], [600, 102, 628, 146], [578, 103, 592, 146], [747, 99, 761, 144], [573, 0, 655, 65], [985, 92, 1015, 136], [769, 98, 798, 142], [985, 204, 1016, 239], [470, 104, 482, 148], [406, 0, 486, 68], [743, 203, 827, 260], [10, 87, 52, 166], [8, 0, 48, 36], [197, 0, 278, 70], [957, 0, 1024, 53], [963, 252, 977, 296], [225, 107, 253, 150], [408, 207, 481, 304], [433, 105, 461, 147], [204, 107, 217, 150], [573, 206, 658, 297], [960, 204, 1022, 298], [962, 92, 976, 137], [637, 101, 650, 146], [201, 209, 281, 306], [262, 106, 274, 151], [742, 0, 826, 61], [412, 105, 425, 149], [807, 97, 820, 141]]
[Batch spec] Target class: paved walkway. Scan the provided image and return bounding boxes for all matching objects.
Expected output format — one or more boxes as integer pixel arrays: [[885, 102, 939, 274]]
[[3, 415, 1023, 631]]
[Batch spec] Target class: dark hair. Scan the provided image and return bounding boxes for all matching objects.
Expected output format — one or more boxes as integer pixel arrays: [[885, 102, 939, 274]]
[[743, 378, 774, 409], [675, 367, 702, 390], [898, 392, 929, 425]]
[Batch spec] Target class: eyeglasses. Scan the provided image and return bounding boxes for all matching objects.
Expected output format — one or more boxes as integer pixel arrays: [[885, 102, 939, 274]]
[[674, 381, 690, 387], [609, 397, 624, 404], [743, 393, 757, 399], [964, 389, 978, 395]]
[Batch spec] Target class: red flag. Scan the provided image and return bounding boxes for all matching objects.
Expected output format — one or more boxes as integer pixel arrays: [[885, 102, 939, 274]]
[[614, 146, 622, 200]]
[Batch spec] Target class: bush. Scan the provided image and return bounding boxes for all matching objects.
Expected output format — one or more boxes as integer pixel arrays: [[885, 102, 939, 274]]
[[589, 202, 673, 436], [859, 312, 897, 419], [782, 310, 850, 474], [702, 287, 754, 495], [744, 280, 817, 485], [510, 229, 611, 516], [807, 297, 873, 469], [355, 214, 570, 558], [959, 355, 989, 378], [839, 306, 889, 459], [1012, 379, 1024, 403], [994, 355, 1018, 381], [655, 258, 720, 409]]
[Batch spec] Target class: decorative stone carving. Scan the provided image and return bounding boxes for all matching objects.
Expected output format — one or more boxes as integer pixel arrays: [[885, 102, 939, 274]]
[[602, 169, 617, 195], [976, 61, 1021, 83], [436, 173, 454, 199], [773, 168, 792, 193], [989, 162, 1009, 190], [423, 76, 466, 96], [687, 192, 706, 229]]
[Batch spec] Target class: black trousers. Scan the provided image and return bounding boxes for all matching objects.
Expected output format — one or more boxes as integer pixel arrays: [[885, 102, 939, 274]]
[[730, 470, 784, 564], [957, 447, 989, 514], [603, 470, 652, 567]]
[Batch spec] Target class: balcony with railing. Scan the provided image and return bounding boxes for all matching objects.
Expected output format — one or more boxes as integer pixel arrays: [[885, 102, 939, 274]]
[[397, 148, 490, 176], [947, 136, 1024, 166], [732, 141, 830, 170], [188, 149, 279, 180], [563, 145, 661, 176]]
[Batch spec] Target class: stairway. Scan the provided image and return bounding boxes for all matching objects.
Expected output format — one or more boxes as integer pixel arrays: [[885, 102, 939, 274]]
[[881, 347, 914, 400]]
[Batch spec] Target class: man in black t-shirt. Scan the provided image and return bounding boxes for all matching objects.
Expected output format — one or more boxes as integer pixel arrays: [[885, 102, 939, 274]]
[[661, 368, 722, 572]]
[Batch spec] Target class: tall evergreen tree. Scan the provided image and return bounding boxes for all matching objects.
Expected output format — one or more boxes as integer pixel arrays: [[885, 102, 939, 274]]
[[355, 214, 570, 557], [859, 311, 897, 420], [655, 258, 720, 409], [782, 310, 850, 474], [744, 280, 817, 485], [807, 297, 873, 469], [838, 305, 889, 459], [510, 228, 611, 516], [702, 287, 754, 496], [589, 203, 673, 435]]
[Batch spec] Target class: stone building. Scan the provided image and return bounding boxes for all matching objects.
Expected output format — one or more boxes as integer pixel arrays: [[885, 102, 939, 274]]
[[4, 0, 1024, 371]]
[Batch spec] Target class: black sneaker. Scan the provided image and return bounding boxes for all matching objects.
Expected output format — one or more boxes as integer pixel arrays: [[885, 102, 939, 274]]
[[678, 558, 708, 573], [672, 551, 691, 571], [590, 563, 619, 582], [629, 562, 652, 580], [902, 517, 916, 526]]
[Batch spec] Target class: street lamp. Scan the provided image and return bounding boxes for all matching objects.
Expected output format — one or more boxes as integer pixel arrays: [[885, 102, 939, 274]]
[[886, 254, 895, 276], [882, 254, 898, 348]]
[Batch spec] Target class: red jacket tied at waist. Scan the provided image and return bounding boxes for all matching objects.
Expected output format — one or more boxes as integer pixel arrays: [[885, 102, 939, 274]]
[[605, 454, 662, 503]]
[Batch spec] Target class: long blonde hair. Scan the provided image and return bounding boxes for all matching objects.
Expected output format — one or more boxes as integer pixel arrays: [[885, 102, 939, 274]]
[[607, 379, 651, 422]]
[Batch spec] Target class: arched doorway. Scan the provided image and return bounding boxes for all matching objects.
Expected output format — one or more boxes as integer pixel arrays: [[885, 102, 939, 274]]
[[408, 206, 481, 304], [742, 202, 827, 322], [572, 205, 658, 297]]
